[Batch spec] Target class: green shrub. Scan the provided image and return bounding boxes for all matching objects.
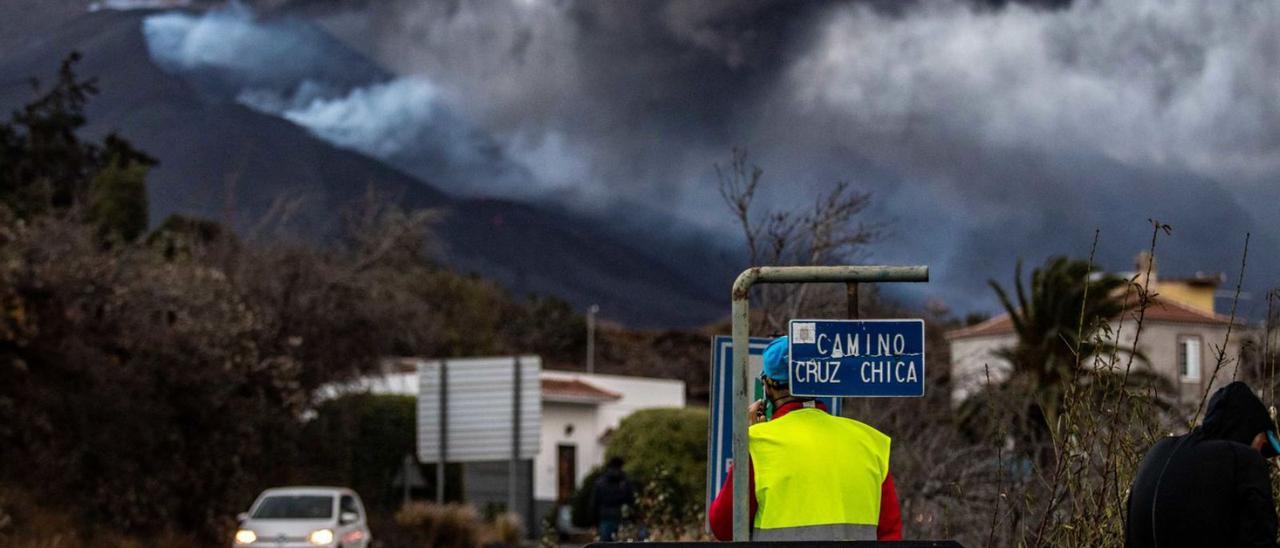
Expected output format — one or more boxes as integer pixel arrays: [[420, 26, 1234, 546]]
[[604, 407, 708, 526], [568, 466, 603, 528]]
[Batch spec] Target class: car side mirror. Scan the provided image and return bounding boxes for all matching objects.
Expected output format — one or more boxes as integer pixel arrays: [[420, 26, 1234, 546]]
[[237, 512, 249, 522], [340, 511, 359, 525]]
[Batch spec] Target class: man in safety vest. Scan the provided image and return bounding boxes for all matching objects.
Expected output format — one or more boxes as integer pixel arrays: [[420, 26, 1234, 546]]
[[708, 336, 903, 541]]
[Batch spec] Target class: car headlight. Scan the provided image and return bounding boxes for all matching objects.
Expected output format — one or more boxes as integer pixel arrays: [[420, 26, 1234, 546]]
[[308, 528, 334, 545], [234, 529, 257, 544]]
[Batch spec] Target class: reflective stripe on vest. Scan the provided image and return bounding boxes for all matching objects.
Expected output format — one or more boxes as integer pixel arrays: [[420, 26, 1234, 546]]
[[754, 523, 878, 541], [748, 408, 890, 540]]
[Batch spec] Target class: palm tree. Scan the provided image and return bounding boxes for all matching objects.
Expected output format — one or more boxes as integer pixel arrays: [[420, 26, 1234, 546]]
[[962, 256, 1159, 458]]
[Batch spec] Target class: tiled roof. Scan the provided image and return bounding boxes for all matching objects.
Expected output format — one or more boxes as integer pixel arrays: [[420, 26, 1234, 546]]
[[384, 358, 419, 374], [541, 378, 622, 404], [945, 314, 1016, 340], [946, 295, 1235, 341]]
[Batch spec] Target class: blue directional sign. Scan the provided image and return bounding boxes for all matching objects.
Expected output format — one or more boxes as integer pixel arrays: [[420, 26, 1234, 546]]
[[706, 336, 841, 522], [788, 319, 926, 397]]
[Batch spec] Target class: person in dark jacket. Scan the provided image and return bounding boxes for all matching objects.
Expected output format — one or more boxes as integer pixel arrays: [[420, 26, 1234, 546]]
[[592, 457, 635, 541], [1126, 381, 1280, 548]]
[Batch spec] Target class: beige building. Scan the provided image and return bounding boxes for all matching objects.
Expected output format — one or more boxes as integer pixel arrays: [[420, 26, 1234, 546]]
[[947, 254, 1245, 406]]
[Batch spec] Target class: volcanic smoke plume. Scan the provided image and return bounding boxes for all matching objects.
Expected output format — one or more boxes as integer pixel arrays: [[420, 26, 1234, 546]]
[[145, 0, 1280, 313]]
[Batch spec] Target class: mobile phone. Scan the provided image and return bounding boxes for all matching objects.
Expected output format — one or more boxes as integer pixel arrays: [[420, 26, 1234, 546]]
[[753, 380, 772, 421]]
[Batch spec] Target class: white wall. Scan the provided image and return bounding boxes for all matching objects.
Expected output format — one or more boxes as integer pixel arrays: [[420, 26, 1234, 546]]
[[948, 322, 1247, 406], [576, 372, 687, 434], [315, 370, 418, 398], [1108, 320, 1244, 405], [535, 402, 600, 501], [949, 333, 1017, 404]]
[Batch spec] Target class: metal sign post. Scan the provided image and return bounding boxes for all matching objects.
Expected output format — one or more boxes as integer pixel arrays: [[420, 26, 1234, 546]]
[[437, 360, 448, 503], [509, 356, 522, 517], [730, 265, 928, 541]]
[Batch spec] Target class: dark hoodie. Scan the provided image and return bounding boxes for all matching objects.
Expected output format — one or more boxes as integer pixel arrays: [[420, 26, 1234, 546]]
[[1126, 382, 1278, 548], [592, 466, 635, 523]]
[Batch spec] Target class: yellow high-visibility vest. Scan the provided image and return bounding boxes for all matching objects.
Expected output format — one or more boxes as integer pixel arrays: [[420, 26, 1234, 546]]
[[748, 407, 891, 541]]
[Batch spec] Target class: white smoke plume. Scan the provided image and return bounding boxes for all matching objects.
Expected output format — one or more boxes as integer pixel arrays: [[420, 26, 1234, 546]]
[[143, 5, 381, 92], [143, 6, 542, 198], [262, 79, 445, 160]]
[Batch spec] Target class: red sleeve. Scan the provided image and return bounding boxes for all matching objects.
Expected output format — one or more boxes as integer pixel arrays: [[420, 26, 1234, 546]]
[[877, 472, 903, 540], [708, 460, 757, 541]]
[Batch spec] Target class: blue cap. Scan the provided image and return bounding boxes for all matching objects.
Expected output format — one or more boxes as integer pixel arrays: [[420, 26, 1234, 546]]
[[762, 337, 789, 384]]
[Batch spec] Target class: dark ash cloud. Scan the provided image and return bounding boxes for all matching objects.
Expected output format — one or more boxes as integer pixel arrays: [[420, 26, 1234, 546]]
[[154, 0, 1280, 315], [307, 0, 1279, 314]]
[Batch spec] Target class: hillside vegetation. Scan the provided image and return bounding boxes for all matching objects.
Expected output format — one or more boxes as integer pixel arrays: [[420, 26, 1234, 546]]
[[0, 54, 607, 545]]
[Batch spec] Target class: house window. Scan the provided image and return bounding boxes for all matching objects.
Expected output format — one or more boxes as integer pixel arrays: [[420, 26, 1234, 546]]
[[1178, 336, 1202, 382]]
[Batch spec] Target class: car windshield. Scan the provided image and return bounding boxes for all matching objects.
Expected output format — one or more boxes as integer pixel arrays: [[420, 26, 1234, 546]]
[[251, 495, 334, 520]]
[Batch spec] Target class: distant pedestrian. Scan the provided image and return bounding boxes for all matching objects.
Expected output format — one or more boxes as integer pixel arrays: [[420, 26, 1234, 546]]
[[1126, 381, 1280, 548], [592, 457, 635, 541]]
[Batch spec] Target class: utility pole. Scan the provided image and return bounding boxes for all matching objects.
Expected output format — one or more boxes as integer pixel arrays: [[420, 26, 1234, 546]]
[[586, 304, 599, 374]]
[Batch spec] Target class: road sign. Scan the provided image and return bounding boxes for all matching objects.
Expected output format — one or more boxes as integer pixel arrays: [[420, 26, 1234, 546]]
[[706, 336, 841, 518], [788, 319, 925, 397], [417, 356, 541, 463]]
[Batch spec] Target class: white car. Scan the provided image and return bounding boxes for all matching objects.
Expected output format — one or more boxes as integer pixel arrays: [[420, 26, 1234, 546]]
[[233, 486, 372, 548]]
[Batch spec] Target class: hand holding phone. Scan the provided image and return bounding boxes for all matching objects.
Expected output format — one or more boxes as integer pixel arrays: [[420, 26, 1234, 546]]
[[748, 399, 766, 425]]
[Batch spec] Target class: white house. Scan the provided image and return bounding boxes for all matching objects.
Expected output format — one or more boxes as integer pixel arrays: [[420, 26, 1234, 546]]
[[326, 362, 686, 520], [947, 253, 1247, 405], [535, 371, 686, 506]]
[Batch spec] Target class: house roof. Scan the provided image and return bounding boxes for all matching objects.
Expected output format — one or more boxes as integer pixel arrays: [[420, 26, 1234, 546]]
[[1164, 273, 1225, 287], [946, 295, 1236, 341], [946, 314, 1016, 340], [541, 378, 623, 404]]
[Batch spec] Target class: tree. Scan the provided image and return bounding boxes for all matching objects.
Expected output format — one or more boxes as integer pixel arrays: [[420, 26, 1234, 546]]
[[300, 394, 464, 510], [715, 147, 881, 332], [87, 140, 152, 241], [0, 52, 155, 237], [963, 256, 1157, 457], [505, 295, 587, 368]]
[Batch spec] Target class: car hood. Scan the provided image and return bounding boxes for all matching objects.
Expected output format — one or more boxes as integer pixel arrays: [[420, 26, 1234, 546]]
[[241, 518, 336, 537]]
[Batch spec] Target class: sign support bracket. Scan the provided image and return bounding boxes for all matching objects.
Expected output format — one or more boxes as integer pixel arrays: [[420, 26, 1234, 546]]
[[729, 265, 928, 541], [509, 356, 522, 517], [846, 282, 859, 320]]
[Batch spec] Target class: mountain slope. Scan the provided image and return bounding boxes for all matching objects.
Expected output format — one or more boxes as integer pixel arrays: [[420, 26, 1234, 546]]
[[0, 9, 731, 327]]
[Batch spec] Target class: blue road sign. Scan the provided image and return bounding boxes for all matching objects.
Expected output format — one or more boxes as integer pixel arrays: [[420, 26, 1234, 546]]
[[788, 319, 926, 397], [706, 336, 841, 521]]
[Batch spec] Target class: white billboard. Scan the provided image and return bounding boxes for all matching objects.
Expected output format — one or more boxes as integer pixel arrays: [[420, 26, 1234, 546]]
[[417, 356, 541, 463]]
